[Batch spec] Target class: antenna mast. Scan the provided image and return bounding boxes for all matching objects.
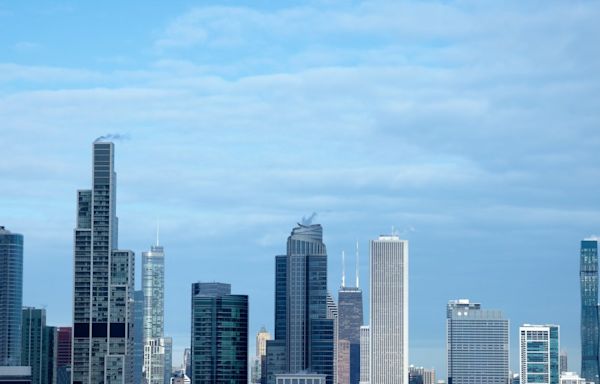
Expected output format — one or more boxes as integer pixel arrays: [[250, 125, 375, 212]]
[[355, 240, 359, 288], [342, 250, 346, 288]]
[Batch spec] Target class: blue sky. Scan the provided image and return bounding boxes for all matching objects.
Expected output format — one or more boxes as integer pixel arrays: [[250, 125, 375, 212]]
[[2, 0, 600, 376]]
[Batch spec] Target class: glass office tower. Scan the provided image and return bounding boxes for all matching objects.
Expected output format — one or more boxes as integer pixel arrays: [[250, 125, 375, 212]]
[[369, 235, 408, 384], [446, 299, 509, 384], [21, 307, 46, 384], [191, 282, 248, 384], [72, 141, 135, 384], [133, 290, 144, 384], [581, 238, 600, 383], [0, 226, 23, 367], [519, 324, 559, 384], [266, 223, 334, 384]]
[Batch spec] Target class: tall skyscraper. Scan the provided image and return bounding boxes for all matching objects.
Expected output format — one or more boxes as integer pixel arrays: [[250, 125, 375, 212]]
[[0, 226, 23, 367], [369, 235, 408, 384], [359, 326, 369, 384], [581, 238, 599, 383], [265, 222, 334, 384], [560, 351, 568, 374], [252, 327, 271, 383], [446, 299, 509, 384], [191, 282, 248, 384], [72, 141, 135, 384], [326, 293, 338, 384], [519, 324, 560, 384], [338, 244, 363, 384], [142, 240, 168, 384]]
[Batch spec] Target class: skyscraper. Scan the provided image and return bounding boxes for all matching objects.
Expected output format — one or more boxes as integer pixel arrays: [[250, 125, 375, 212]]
[[338, 245, 363, 384], [409, 366, 435, 384], [72, 141, 135, 384], [369, 235, 408, 384], [560, 351, 568, 374], [191, 282, 248, 384], [133, 290, 144, 384], [265, 222, 334, 384], [0, 226, 23, 367], [326, 293, 338, 384], [21, 307, 46, 384], [446, 299, 509, 384], [252, 327, 271, 383], [359, 326, 369, 384], [519, 324, 560, 384], [581, 238, 599, 383], [142, 241, 168, 384]]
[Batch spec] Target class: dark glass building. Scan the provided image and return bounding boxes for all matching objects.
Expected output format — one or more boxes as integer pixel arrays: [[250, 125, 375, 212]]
[[21, 308, 45, 384], [0, 226, 23, 367], [581, 239, 600, 383], [338, 287, 363, 384], [191, 282, 248, 384], [134, 290, 144, 384], [55, 327, 71, 384], [265, 223, 334, 384]]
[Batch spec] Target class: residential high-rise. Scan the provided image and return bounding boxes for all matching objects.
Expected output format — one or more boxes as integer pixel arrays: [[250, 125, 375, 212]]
[[142, 240, 168, 384], [191, 282, 248, 384], [338, 244, 363, 384], [55, 327, 71, 384], [359, 326, 369, 384], [265, 222, 334, 384], [447, 299, 509, 384], [369, 235, 408, 384], [72, 141, 135, 384], [581, 238, 599, 383], [0, 226, 23, 367], [520, 324, 560, 384]]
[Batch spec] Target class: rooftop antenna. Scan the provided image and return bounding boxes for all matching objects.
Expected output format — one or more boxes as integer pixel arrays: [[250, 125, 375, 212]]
[[156, 218, 160, 246], [355, 240, 359, 288], [341, 250, 346, 288]]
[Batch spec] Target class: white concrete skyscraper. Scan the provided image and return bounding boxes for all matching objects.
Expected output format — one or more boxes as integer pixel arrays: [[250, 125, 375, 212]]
[[72, 140, 135, 384], [142, 233, 168, 384], [369, 235, 408, 384]]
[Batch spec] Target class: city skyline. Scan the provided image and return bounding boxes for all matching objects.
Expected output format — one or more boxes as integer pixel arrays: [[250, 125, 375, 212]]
[[2, 0, 600, 379]]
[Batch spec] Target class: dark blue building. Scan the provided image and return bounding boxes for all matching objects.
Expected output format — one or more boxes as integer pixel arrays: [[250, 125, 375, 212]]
[[191, 282, 248, 384], [265, 223, 334, 384], [133, 290, 144, 384], [581, 239, 600, 383]]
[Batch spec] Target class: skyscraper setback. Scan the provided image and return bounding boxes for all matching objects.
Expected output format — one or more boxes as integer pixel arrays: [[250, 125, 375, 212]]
[[369, 235, 408, 384], [581, 238, 600, 383], [72, 141, 135, 384]]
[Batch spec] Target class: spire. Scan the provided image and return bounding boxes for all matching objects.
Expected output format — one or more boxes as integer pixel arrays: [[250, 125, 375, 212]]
[[156, 218, 160, 246], [355, 240, 360, 288], [341, 250, 346, 288]]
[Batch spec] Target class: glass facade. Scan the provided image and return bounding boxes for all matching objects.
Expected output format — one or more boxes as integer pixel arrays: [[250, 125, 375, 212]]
[[134, 290, 144, 384], [0, 226, 23, 367], [581, 239, 600, 383], [446, 300, 509, 384], [191, 284, 248, 384], [21, 308, 45, 384], [338, 287, 363, 384], [519, 325, 560, 384]]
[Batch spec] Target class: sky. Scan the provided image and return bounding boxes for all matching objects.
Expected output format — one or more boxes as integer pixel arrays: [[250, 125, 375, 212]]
[[1, 0, 600, 377]]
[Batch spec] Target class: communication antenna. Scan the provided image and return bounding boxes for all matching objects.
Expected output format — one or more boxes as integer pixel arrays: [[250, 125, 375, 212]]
[[341, 250, 346, 288], [156, 218, 160, 246], [355, 240, 359, 288]]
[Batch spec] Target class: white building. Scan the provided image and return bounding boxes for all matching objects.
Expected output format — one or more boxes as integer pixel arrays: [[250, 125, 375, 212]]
[[275, 372, 326, 384], [560, 372, 586, 384], [369, 235, 408, 384], [519, 324, 560, 384], [359, 325, 370, 384]]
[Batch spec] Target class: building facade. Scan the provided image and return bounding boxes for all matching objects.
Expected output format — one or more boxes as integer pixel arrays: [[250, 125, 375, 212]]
[[252, 327, 271, 383], [191, 282, 248, 384], [560, 372, 586, 384], [446, 299, 509, 384], [0, 226, 23, 367], [72, 141, 135, 384], [338, 287, 363, 384], [369, 235, 408, 384], [21, 308, 48, 384], [359, 326, 369, 384], [519, 324, 560, 384], [265, 223, 334, 384], [581, 238, 600, 383], [133, 290, 144, 384], [55, 327, 71, 384]]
